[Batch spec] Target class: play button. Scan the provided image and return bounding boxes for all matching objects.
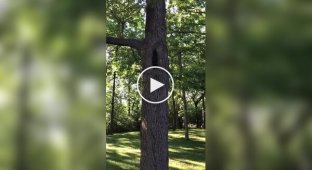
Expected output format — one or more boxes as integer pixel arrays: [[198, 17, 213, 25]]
[[150, 78, 165, 93], [137, 66, 174, 104]]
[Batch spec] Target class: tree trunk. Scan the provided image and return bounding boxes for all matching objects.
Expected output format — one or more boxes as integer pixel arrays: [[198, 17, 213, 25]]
[[194, 101, 200, 128], [172, 90, 177, 130], [178, 52, 189, 140], [202, 96, 205, 128], [106, 0, 169, 168], [128, 78, 131, 116], [193, 94, 204, 129], [15, 47, 31, 170], [110, 71, 116, 134], [140, 0, 169, 169], [182, 85, 188, 139]]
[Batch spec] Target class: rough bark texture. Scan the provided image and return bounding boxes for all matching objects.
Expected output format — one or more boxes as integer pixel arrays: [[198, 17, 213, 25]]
[[140, 0, 169, 169], [106, 0, 169, 169]]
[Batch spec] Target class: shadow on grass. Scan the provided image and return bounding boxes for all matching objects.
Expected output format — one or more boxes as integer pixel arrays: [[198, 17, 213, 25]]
[[107, 132, 140, 149], [169, 137, 205, 162], [107, 150, 140, 169], [107, 129, 205, 170], [107, 132, 140, 169]]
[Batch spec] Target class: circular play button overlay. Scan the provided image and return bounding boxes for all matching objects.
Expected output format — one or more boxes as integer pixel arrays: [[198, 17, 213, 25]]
[[136, 66, 174, 104]]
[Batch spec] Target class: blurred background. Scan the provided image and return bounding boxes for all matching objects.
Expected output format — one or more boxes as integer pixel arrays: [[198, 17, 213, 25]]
[[206, 0, 312, 169], [0, 0, 106, 169]]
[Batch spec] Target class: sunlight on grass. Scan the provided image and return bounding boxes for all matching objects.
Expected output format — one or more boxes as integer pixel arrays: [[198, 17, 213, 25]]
[[107, 129, 205, 170]]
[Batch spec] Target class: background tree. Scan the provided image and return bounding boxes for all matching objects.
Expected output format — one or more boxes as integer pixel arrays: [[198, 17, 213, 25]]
[[167, 0, 205, 139]]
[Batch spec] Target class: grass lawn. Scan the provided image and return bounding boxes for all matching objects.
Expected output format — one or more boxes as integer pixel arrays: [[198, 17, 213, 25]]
[[107, 129, 205, 170]]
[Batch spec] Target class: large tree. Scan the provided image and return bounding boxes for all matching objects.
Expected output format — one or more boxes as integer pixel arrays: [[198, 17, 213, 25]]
[[106, 0, 169, 169]]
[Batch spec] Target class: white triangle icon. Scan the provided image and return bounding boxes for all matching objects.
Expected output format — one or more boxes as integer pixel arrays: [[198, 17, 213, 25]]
[[150, 78, 165, 93]]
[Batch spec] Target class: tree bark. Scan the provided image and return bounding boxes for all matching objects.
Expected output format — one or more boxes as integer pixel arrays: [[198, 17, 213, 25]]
[[140, 0, 169, 169], [110, 71, 116, 134], [106, 0, 169, 169]]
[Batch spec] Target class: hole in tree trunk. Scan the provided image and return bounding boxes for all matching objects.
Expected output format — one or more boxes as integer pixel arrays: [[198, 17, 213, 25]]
[[152, 49, 158, 66]]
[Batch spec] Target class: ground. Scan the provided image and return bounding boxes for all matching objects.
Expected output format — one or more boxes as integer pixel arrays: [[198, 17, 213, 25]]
[[107, 129, 205, 170]]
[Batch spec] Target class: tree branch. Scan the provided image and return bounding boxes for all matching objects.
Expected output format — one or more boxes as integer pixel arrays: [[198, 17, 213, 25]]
[[106, 37, 144, 50]]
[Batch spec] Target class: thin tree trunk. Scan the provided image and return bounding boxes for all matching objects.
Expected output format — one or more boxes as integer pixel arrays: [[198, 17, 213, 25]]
[[182, 86, 188, 139], [202, 96, 205, 128], [172, 90, 177, 130], [193, 94, 204, 129], [178, 52, 189, 140], [128, 78, 131, 116], [110, 71, 116, 134], [15, 47, 31, 170], [194, 101, 200, 128]]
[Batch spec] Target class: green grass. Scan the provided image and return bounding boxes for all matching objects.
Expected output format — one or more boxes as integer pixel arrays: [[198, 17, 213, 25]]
[[107, 129, 205, 170]]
